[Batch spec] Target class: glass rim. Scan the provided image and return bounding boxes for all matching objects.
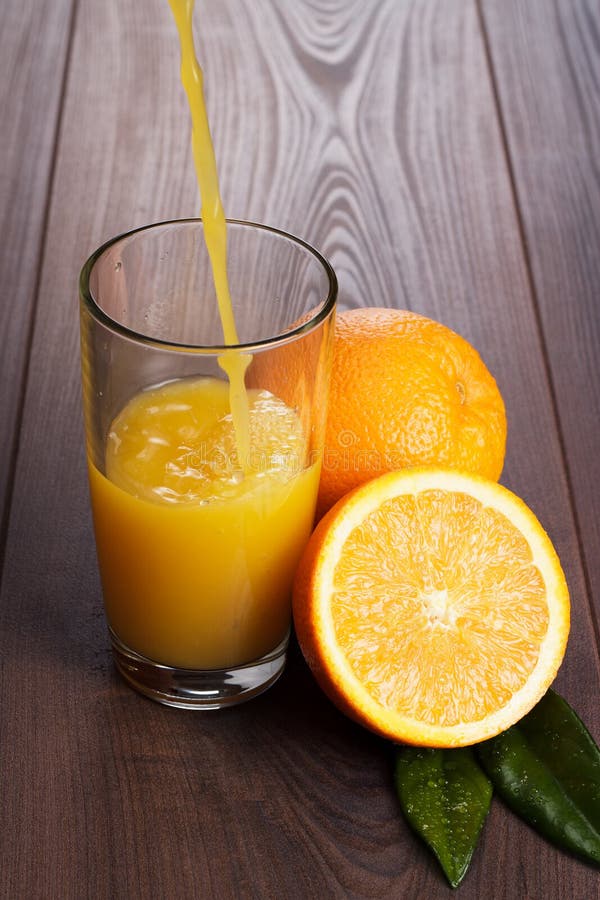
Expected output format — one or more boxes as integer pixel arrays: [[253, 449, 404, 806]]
[[79, 217, 338, 354]]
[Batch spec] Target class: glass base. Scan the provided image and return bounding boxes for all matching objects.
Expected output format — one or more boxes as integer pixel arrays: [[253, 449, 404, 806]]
[[110, 629, 288, 709]]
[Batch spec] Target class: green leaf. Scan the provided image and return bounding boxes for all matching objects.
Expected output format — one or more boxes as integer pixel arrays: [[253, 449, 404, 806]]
[[477, 689, 600, 865], [394, 746, 492, 888]]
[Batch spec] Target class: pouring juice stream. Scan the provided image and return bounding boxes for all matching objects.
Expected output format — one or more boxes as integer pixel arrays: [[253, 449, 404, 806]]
[[169, 0, 250, 466]]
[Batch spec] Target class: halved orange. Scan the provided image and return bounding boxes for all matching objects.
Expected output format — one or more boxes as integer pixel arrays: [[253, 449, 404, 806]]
[[293, 468, 570, 747]]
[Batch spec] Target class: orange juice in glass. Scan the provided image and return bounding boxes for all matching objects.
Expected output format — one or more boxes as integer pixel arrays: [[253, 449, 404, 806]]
[[80, 219, 336, 707]]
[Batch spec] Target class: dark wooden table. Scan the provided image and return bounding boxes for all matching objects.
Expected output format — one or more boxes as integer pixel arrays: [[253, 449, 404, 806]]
[[2, 1, 599, 897]]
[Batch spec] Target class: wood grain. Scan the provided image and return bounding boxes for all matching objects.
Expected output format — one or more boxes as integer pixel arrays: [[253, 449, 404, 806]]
[[0, 0, 75, 540], [480, 0, 600, 657], [0, 0, 599, 897]]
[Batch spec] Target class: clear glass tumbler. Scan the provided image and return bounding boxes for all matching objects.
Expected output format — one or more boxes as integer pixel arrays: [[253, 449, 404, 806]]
[[80, 219, 337, 708]]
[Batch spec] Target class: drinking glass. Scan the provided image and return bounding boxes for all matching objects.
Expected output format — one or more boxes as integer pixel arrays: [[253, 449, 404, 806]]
[[80, 219, 337, 708]]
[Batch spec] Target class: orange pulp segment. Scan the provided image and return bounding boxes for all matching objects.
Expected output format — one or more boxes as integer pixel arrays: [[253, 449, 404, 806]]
[[293, 468, 570, 747]]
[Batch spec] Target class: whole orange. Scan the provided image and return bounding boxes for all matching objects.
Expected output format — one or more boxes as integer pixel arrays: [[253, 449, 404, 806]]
[[318, 308, 506, 516]]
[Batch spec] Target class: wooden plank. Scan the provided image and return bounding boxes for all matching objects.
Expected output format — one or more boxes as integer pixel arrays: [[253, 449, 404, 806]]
[[1, 0, 598, 897], [479, 0, 600, 653], [0, 0, 75, 542]]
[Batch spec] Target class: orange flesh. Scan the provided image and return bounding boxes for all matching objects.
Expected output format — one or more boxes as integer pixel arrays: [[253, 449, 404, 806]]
[[331, 490, 549, 727]]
